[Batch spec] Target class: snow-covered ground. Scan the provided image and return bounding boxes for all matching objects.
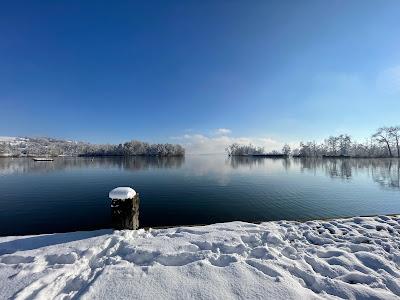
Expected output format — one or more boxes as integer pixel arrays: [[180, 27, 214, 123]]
[[1, 215, 400, 300]]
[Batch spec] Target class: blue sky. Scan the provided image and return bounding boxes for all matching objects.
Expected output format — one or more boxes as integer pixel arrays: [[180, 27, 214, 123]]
[[1, 1, 400, 152]]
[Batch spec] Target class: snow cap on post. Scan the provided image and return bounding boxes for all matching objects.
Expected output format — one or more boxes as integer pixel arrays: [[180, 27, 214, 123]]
[[109, 187, 136, 200]]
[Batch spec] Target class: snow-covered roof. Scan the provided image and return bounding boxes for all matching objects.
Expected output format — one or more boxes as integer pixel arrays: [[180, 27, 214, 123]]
[[109, 187, 136, 200]]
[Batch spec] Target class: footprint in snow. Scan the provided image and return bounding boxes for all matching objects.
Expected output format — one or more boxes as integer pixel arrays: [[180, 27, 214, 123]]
[[209, 255, 237, 267], [1, 255, 34, 265], [45, 252, 78, 265]]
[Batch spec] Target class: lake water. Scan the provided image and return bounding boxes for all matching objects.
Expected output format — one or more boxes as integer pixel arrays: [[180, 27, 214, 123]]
[[0, 156, 399, 236]]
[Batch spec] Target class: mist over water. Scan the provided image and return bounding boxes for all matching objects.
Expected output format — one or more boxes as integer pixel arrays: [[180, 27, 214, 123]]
[[0, 156, 399, 236]]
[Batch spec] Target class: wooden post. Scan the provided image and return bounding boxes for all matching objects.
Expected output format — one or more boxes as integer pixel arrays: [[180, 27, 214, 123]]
[[109, 187, 140, 230]]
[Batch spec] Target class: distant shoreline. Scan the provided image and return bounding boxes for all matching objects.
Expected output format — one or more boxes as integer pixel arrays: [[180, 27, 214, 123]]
[[228, 154, 288, 158], [0, 137, 185, 158], [228, 154, 400, 159], [1, 154, 399, 159], [0, 154, 185, 158]]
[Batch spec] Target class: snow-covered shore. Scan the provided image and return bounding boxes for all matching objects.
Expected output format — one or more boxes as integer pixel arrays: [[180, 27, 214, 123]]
[[1, 215, 400, 299]]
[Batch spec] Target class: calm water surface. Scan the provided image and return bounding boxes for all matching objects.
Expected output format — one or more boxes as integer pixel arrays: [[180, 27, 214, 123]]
[[0, 155, 399, 236]]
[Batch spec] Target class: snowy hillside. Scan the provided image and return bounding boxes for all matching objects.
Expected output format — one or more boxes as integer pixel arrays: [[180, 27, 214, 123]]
[[0, 136, 28, 144], [0, 136, 185, 157], [1, 215, 400, 299]]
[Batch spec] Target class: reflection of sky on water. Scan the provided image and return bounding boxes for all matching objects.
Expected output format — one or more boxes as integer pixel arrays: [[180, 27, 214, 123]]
[[1, 156, 399, 190], [0, 156, 185, 175], [1, 156, 400, 236]]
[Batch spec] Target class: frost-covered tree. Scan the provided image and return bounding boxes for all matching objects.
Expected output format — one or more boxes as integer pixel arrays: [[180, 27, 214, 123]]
[[338, 134, 352, 156], [373, 127, 393, 157], [0, 137, 185, 157], [282, 144, 291, 155], [325, 136, 339, 156], [225, 143, 264, 156], [0, 142, 11, 156], [388, 126, 400, 157]]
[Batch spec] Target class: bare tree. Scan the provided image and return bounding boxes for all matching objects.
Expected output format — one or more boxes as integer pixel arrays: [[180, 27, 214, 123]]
[[372, 127, 393, 157], [325, 136, 339, 156], [388, 126, 400, 157], [298, 142, 317, 157], [225, 143, 264, 156], [338, 134, 352, 156]]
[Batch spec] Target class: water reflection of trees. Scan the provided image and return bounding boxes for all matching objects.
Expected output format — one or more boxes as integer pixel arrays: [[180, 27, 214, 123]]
[[228, 156, 267, 169], [293, 158, 400, 190], [293, 158, 353, 179], [2, 156, 399, 190], [0, 156, 185, 175], [228, 156, 400, 190], [228, 156, 292, 171], [370, 159, 400, 189]]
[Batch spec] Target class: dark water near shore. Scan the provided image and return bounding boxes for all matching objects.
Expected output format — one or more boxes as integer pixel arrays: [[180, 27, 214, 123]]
[[0, 156, 400, 236]]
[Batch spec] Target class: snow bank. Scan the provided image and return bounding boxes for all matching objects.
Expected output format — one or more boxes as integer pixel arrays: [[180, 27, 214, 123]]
[[109, 187, 136, 200], [1, 215, 400, 299]]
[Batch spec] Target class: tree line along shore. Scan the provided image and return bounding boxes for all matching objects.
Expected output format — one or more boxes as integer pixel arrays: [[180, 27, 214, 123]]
[[0, 137, 185, 157], [226, 126, 400, 158], [2, 126, 400, 159]]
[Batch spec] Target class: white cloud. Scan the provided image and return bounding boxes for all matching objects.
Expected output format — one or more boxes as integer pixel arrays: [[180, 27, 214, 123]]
[[172, 129, 291, 154], [214, 128, 232, 135]]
